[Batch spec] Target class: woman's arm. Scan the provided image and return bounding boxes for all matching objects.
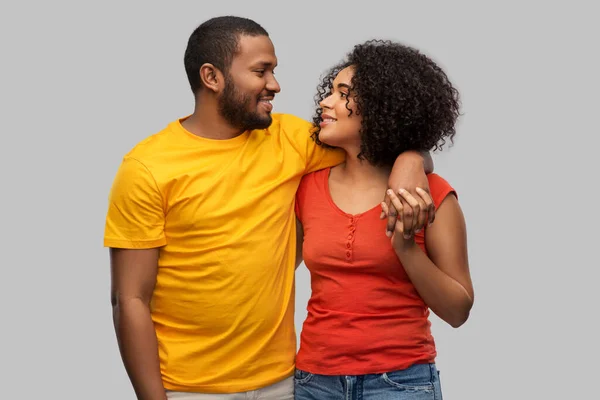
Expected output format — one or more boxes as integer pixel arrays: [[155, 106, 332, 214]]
[[387, 190, 474, 328]]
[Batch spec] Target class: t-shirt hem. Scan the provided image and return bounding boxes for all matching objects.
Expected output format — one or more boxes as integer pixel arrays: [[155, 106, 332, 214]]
[[103, 237, 167, 249], [296, 356, 436, 376], [162, 370, 294, 394]]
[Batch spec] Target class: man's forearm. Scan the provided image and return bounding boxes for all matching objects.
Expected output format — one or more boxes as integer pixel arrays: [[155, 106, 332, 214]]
[[386, 150, 435, 235], [394, 150, 434, 174], [421, 151, 434, 174], [113, 299, 167, 400]]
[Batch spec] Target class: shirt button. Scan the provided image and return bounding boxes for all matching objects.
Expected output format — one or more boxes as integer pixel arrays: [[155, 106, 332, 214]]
[[346, 243, 351, 249], [346, 251, 351, 258], [347, 234, 353, 240]]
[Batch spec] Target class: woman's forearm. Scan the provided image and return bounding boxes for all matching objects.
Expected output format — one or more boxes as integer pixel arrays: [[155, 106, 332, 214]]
[[396, 244, 473, 328]]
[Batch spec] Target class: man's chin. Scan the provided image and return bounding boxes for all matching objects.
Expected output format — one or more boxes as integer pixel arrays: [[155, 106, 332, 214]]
[[260, 114, 273, 127], [245, 115, 273, 130]]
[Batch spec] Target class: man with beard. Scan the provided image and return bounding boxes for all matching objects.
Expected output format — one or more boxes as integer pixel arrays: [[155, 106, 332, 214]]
[[104, 16, 434, 400]]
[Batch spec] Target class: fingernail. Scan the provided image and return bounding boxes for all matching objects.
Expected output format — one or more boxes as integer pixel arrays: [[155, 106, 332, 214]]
[[386, 231, 392, 237], [387, 189, 393, 195], [398, 188, 405, 193]]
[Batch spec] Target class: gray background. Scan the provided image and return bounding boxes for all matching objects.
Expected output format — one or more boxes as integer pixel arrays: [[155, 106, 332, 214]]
[[1, 1, 598, 399]]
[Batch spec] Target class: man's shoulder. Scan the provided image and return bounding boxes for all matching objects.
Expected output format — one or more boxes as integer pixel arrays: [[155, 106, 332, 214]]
[[266, 113, 315, 147], [123, 121, 177, 161], [268, 113, 312, 131]]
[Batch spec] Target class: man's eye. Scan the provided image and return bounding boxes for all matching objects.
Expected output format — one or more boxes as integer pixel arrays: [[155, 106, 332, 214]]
[[340, 92, 348, 98]]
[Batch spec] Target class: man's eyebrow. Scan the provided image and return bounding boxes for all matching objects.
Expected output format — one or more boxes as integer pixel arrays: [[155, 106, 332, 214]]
[[337, 83, 351, 90], [253, 61, 278, 68]]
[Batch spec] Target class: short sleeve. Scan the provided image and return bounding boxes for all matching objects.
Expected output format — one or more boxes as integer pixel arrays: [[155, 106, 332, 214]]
[[427, 173, 458, 210], [415, 173, 457, 244], [103, 157, 167, 249], [278, 114, 345, 174]]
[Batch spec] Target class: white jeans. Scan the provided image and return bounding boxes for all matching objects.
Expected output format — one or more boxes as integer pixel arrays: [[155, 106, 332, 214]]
[[166, 376, 293, 400]]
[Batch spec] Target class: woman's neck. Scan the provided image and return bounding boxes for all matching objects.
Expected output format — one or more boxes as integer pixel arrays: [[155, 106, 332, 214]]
[[333, 150, 391, 187], [327, 150, 392, 216]]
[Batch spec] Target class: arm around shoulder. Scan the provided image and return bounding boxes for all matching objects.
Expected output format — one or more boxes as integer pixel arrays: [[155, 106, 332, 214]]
[[385, 150, 435, 236], [278, 114, 345, 174]]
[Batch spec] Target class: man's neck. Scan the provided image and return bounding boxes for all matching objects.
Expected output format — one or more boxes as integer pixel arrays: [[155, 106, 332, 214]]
[[181, 101, 244, 140]]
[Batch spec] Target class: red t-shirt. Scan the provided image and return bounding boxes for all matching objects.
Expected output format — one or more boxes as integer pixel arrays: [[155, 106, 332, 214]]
[[295, 168, 456, 375]]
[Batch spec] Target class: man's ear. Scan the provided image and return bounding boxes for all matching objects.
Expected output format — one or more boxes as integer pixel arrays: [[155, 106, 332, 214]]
[[199, 63, 224, 93]]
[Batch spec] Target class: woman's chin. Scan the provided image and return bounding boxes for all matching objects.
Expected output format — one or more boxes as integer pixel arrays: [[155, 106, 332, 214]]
[[318, 131, 339, 147]]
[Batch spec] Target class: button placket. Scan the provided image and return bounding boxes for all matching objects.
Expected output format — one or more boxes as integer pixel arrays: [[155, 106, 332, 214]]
[[346, 217, 356, 261]]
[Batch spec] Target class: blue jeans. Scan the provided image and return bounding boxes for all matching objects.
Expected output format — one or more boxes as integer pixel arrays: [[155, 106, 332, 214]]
[[294, 363, 443, 400]]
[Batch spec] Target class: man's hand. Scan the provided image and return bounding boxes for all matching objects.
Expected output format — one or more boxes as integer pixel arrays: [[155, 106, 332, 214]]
[[380, 151, 435, 238]]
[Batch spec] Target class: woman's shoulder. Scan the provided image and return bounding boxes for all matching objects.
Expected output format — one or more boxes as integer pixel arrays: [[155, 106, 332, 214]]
[[297, 168, 331, 201], [426, 173, 457, 210], [299, 168, 330, 189]]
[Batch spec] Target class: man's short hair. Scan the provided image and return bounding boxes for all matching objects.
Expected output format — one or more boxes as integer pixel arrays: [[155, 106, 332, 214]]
[[184, 16, 269, 94]]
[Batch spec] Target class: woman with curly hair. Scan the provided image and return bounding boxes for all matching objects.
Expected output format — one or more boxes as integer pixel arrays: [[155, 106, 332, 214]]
[[293, 40, 474, 399]]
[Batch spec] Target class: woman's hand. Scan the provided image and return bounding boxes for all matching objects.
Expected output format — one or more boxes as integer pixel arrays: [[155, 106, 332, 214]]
[[381, 187, 434, 252]]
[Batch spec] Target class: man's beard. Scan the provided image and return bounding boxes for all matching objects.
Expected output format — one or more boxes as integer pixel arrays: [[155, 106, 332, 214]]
[[218, 78, 272, 131]]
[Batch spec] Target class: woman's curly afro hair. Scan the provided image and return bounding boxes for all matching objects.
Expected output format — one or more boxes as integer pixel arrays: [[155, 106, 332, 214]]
[[311, 39, 461, 167]]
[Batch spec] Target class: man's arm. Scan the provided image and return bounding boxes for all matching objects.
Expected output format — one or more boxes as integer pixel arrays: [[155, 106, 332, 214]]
[[422, 151, 434, 174], [383, 150, 435, 238], [286, 114, 435, 236], [111, 247, 167, 400], [280, 114, 346, 174]]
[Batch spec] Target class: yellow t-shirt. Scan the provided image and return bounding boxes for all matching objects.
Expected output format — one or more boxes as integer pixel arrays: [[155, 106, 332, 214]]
[[104, 113, 344, 393]]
